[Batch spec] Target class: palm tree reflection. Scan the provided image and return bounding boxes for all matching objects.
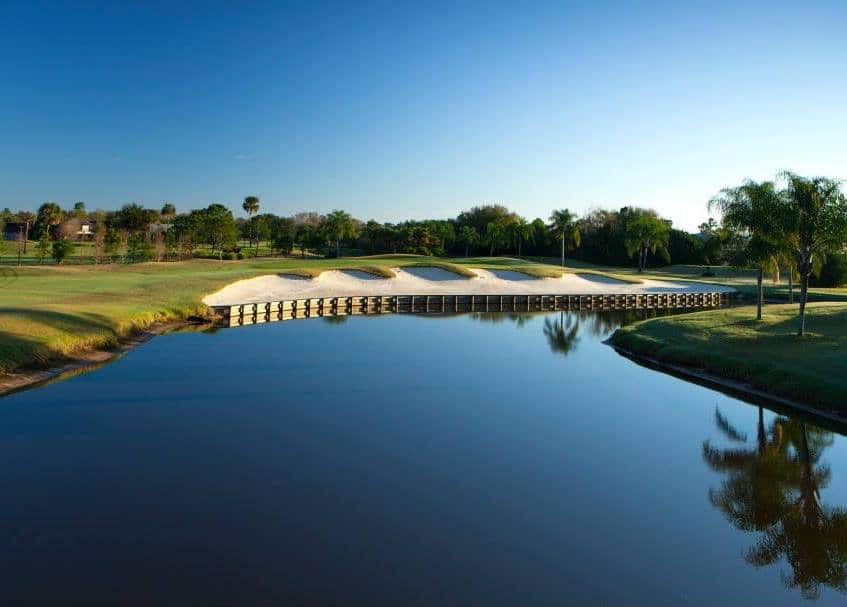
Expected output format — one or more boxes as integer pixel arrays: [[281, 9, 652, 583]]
[[542, 312, 580, 356], [704, 407, 847, 599]]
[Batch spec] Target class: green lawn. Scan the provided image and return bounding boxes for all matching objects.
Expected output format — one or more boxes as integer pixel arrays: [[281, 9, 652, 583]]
[[0, 239, 320, 265], [547, 258, 847, 302], [0, 254, 636, 374], [612, 303, 847, 411]]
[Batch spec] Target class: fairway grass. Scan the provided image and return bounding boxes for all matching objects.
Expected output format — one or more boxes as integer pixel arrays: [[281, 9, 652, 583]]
[[0, 255, 606, 376], [612, 303, 847, 412]]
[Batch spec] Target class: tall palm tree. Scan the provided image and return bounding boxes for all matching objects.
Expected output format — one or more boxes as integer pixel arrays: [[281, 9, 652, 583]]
[[458, 225, 479, 257], [709, 180, 782, 321], [510, 217, 535, 257], [483, 222, 507, 256], [323, 209, 355, 257], [242, 196, 261, 254], [622, 212, 670, 273], [777, 172, 847, 336], [548, 209, 580, 267]]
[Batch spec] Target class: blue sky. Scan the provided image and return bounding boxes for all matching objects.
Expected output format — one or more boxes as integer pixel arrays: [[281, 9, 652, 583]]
[[1, 1, 845, 231]]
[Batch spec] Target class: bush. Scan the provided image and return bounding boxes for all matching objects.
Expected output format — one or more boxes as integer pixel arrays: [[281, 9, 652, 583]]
[[811, 253, 847, 287], [126, 233, 153, 263], [51, 238, 76, 264], [222, 252, 235, 260]]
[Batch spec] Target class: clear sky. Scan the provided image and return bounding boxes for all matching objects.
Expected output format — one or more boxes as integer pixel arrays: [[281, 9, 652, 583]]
[[2, 0, 845, 231]]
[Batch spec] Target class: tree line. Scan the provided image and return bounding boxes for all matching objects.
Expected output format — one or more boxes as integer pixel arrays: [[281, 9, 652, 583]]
[[3, 171, 846, 334], [1, 197, 697, 267]]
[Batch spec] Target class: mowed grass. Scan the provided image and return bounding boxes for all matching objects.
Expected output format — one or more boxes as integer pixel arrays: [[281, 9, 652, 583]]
[[0, 254, 612, 374], [612, 302, 847, 411], [548, 257, 847, 302]]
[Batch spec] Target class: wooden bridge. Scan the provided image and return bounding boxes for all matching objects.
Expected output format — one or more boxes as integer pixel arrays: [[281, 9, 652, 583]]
[[211, 291, 732, 327]]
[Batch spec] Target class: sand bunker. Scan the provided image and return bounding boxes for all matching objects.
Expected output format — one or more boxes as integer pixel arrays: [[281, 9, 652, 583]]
[[203, 267, 734, 306]]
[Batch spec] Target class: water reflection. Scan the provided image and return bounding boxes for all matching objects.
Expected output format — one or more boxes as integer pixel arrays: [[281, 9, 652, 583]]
[[704, 407, 847, 599], [543, 312, 580, 356], [466, 308, 692, 358], [469, 312, 533, 327]]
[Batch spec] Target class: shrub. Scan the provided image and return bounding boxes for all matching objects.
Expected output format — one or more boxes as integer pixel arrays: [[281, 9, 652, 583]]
[[126, 233, 153, 263], [51, 238, 76, 264], [811, 253, 847, 287]]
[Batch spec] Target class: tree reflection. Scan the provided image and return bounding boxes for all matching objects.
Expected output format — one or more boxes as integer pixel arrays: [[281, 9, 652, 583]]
[[704, 408, 847, 599], [542, 312, 580, 356], [471, 312, 533, 327], [322, 315, 348, 325]]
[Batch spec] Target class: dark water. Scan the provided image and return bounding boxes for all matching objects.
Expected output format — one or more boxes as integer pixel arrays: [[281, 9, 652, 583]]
[[2, 311, 846, 606]]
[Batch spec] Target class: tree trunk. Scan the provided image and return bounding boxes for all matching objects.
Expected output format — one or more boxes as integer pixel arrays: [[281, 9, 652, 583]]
[[518, 238, 522, 257], [560, 233, 565, 267], [464, 244, 469, 257], [788, 265, 794, 304], [336, 238, 341, 258], [489, 243, 495, 256], [756, 265, 763, 321], [798, 270, 810, 336]]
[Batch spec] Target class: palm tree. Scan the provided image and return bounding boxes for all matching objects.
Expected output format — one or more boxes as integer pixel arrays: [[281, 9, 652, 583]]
[[622, 212, 670, 273], [242, 196, 260, 254], [709, 180, 783, 321], [323, 209, 355, 257], [548, 209, 580, 267], [72, 201, 87, 220], [457, 225, 479, 257], [295, 223, 314, 258], [777, 172, 847, 336], [36, 201, 63, 238], [510, 217, 535, 257], [483, 222, 507, 256]]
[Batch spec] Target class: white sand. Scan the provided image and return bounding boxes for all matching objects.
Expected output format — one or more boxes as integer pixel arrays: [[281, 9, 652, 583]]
[[203, 267, 734, 306]]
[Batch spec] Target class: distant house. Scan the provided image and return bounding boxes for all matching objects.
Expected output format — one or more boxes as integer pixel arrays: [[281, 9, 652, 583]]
[[78, 220, 96, 237], [149, 222, 173, 235], [2, 221, 29, 241]]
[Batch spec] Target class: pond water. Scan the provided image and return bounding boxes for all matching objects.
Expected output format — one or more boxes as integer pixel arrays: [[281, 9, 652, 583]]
[[2, 311, 846, 606]]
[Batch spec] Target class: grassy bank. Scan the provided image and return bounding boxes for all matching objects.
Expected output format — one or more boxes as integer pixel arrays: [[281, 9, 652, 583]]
[[612, 303, 847, 411], [0, 254, 638, 375]]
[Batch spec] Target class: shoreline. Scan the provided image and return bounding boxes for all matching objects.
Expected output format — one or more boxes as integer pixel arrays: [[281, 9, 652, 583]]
[[0, 320, 197, 398], [604, 329, 847, 426], [608, 340, 847, 427]]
